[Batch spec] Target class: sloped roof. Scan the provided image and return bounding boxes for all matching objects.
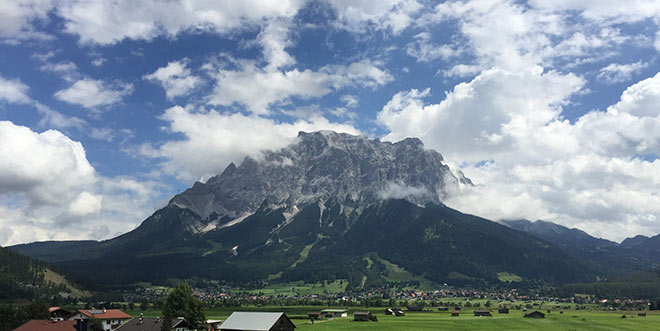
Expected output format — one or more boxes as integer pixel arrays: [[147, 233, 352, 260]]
[[320, 309, 347, 313], [79, 309, 131, 320], [219, 312, 293, 331], [15, 320, 75, 331], [115, 317, 190, 331]]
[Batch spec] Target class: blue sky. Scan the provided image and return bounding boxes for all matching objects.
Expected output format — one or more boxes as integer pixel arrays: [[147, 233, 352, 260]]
[[1, 0, 660, 245]]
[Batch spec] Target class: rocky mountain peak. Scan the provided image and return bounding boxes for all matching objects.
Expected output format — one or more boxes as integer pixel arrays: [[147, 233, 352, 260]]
[[169, 131, 470, 228]]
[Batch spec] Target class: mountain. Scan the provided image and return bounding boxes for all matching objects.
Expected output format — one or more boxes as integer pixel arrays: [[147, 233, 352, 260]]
[[0, 245, 87, 300], [11, 131, 601, 287], [503, 220, 660, 276], [621, 234, 660, 252]]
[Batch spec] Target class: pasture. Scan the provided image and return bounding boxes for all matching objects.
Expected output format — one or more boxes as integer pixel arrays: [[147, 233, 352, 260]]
[[128, 305, 660, 330]]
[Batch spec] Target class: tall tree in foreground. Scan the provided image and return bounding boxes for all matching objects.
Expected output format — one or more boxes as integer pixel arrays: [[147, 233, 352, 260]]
[[161, 282, 205, 331]]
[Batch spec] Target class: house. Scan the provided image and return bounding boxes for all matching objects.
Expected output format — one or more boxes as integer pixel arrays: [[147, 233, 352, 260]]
[[15, 320, 75, 331], [451, 310, 460, 316], [200, 319, 223, 331], [498, 308, 509, 314], [219, 312, 295, 331], [115, 317, 192, 331], [353, 312, 372, 322], [68, 309, 131, 331], [49, 307, 73, 321], [307, 312, 323, 320], [524, 311, 545, 319], [320, 309, 347, 318], [474, 310, 492, 317]]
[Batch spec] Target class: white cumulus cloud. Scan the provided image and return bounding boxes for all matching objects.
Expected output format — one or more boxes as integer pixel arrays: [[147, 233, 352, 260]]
[[54, 78, 133, 109], [141, 105, 361, 181], [0, 76, 31, 104], [144, 58, 202, 100], [379, 69, 660, 241], [597, 61, 649, 84], [0, 121, 165, 245]]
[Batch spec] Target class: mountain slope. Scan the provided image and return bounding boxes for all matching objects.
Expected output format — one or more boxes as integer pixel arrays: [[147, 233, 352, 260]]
[[7, 130, 625, 287], [503, 220, 659, 276], [0, 245, 87, 299]]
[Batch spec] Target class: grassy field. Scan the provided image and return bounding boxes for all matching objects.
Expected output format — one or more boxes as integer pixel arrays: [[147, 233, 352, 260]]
[[295, 310, 660, 330], [127, 305, 660, 330]]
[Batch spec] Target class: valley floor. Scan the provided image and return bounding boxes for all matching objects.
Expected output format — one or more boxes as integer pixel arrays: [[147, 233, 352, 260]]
[[128, 306, 660, 330]]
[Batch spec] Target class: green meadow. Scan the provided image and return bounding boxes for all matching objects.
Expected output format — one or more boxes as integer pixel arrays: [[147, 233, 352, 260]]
[[128, 305, 660, 330]]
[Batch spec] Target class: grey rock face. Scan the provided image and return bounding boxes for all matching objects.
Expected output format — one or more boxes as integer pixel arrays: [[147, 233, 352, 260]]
[[169, 130, 470, 227]]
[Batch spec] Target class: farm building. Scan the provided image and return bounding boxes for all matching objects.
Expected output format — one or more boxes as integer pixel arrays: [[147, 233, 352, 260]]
[[638, 312, 647, 317], [437, 307, 449, 311], [307, 312, 323, 320], [353, 312, 372, 322], [219, 312, 295, 331], [498, 308, 509, 314], [200, 319, 222, 330], [68, 309, 132, 331], [14, 320, 75, 331], [451, 310, 460, 317], [49, 307, 73, 321], [115, 317, 192, 331], [474, 310, 492, 317], [524, 311, 546, 319], [407, 305, 424, 312], [320, 309, 347, 318]]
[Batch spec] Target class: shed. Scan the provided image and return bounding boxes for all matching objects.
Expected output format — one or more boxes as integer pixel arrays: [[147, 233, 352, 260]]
[[407, 306, 424, 312], [307, 312, 323, 320], [474, 310, 492, 317], [498, 308, 509, 314], [353, 312, 372, 322], [437, 307, 449, 311], [524, 311, 545, 319], [49, 307, 73, 321], [451, 310, 460, 316], [219, 312, 295, 331], [320, 309, 347, 318], [638, 312, 647, 317], [200, 319, 222, 331]]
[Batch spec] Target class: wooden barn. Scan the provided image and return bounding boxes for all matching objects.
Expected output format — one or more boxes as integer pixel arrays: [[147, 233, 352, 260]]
[[473, 310, 492, 317], [320, 309, 347, 318], [219, 312, 295, 331], [353, 312, 372, 322], [307, 312, 322, 321], [524, 311, 545, 319]]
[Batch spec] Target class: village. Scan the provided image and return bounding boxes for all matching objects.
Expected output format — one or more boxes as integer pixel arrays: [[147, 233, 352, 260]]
[[12, 282, 657, 331]]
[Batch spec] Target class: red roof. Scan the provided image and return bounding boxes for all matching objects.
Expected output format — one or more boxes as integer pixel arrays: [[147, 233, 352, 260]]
[[15, 320, 75, 331], [79, 309, 132, 320]]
